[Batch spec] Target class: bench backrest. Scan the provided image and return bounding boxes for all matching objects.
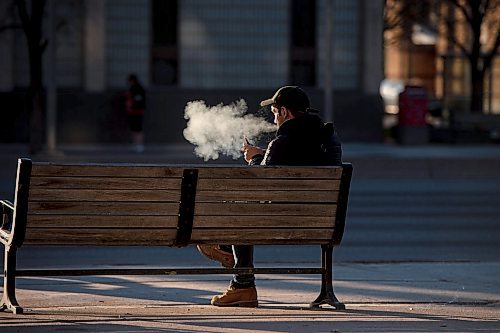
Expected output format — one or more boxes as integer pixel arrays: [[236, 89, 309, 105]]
[[10, 159, 352, 247]]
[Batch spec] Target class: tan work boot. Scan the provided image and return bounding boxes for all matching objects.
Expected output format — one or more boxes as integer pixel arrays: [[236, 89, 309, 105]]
[[197, 245, 235, 268], [211, 286, 258, 307]]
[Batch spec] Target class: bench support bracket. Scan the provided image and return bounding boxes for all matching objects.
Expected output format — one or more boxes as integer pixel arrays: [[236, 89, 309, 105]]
[[309, 244, 345, 310], [174, 169, 198, 247], [0, 245, 23, 314]]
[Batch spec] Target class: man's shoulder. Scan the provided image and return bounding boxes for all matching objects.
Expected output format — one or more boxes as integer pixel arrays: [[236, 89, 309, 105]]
[[268, 134, 289, 149]]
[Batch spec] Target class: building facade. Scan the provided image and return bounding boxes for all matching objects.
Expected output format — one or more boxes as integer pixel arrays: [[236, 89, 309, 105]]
[[384, 0, 500, 116], [0, 0, 385, 144]]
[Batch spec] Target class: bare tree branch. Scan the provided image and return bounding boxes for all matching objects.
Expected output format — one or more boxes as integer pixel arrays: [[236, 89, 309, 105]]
[[445, 0, 473, 25], [443, 16, 470, 57], [484, 29, 500, 69]]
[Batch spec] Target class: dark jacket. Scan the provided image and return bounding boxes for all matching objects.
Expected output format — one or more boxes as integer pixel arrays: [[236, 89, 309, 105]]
[[250, 113, 342, 166]]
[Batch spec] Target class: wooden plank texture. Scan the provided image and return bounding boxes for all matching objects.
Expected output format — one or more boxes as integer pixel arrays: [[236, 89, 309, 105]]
[[197, 179, 340, 191], [26, 215, 334, 229], [30, 177, 339, 191], [193, 215, 335, 228], [29, 189, 181, 202], [28, 202, 335, 216], [23, 228, 333, 245], [191, 229, 334, 243], [23, 228, 177, 245], [197, 166, 343, 179], [196, 190, 339, 203], [25, 163, 344, 246], [30, 177, 182, 190], [32, 163, 342, 179], [26, 215, 179, 228], [194, 203, 336, 216], [28, 202, 180, 216], [32, 164, 185, 178]]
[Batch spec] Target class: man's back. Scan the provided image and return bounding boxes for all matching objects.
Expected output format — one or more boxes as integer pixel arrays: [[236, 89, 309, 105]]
[[252, 113, 342, 166]]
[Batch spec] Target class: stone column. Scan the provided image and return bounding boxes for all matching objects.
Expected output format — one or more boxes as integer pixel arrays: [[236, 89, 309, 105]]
[[362, 0, 384, 95]]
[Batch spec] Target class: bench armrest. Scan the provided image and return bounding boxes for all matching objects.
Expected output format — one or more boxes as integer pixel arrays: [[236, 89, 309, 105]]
[[1, 199, 14, 210], [1, 200, 14, 245]]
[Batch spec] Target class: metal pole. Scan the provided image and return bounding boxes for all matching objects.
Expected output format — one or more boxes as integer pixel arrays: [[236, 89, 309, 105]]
[[46, 0, 57, 152], [324, 0, 334, 123]]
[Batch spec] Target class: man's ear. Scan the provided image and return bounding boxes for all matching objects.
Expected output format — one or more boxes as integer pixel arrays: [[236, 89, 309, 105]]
[[280, 107, 288, 117], [282, 107, 293, 119]]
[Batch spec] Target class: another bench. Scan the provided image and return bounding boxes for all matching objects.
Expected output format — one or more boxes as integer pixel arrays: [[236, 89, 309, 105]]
[[0, 158, 352, 314]]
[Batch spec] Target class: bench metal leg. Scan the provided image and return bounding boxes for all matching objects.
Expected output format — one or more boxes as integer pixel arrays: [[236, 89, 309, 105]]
[[0, 246, 23, 314], [310, 244, 345, 310]]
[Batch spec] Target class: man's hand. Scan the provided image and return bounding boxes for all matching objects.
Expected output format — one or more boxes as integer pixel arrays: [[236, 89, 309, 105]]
[[243, 140, 264, 163]]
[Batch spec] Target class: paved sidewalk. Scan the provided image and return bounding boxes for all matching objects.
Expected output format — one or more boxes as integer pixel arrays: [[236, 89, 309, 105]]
[[1, 262, 499, 332]]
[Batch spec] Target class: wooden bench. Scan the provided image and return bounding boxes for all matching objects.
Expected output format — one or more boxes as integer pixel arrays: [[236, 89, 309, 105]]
[[0, 158, 352, 314]]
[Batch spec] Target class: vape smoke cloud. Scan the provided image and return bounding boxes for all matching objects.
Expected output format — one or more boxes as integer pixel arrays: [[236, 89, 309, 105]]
[[183, 99, 275, 161]]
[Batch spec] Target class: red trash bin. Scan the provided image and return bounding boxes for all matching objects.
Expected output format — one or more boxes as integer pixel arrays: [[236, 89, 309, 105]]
[[398, 85, 428, 126]]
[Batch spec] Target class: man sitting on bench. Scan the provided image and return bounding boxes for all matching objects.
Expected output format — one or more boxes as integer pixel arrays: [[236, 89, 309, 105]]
[[198, 86, 343, 307]]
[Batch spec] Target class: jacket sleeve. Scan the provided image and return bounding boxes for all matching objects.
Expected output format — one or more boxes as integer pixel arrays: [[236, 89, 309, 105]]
[[249, 153, 264, 165], [259, 136, 288, 165]]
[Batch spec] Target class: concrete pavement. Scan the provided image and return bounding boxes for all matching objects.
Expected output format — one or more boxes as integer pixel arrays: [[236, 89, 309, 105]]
[[1, 142, 500, 332], [1, 262, 499, 332]]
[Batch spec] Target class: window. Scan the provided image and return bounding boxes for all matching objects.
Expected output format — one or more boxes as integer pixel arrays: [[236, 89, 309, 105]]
[[290, 0, 316, 86], [180, 0, 288, 88], [152, 0, 178, 85]]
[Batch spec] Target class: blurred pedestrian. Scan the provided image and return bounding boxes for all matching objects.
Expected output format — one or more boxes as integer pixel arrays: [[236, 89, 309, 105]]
[[125, 74, 146, 152]]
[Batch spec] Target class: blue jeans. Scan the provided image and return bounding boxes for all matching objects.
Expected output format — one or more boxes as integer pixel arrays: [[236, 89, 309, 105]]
[[230, 245, 255, 288]]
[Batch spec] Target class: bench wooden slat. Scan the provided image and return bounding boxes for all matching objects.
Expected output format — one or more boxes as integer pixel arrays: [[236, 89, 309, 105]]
[[30, 177, 182, 190], [29, 187, 338, 204], [23, 228, 177, 245], [32, 164, 343, 179], [30, 176, 341, 192], [28, 202, 180, 215], [197, 179, 341, 191], [26, 215, 179, 227], [198, 167, 343, 179], [28, 202, 335, 217], [26, 230, 334, 244], [196, 190, 339, 202], [191, 229, 334, 243], [24, 228, 334, 245], [195, 203, 336, 216], [26, 215, 334, 228], [195, 215, 334, 228], [31, 164, 185, 178], [29, 189, 181, 202]]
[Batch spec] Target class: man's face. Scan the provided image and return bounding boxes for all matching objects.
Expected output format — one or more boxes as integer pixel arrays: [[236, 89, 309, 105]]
[[271, 105, 287, 127]]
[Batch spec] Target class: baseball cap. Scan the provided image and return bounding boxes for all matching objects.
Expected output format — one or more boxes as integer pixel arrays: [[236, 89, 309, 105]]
[[260, 86, 310, 112]]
